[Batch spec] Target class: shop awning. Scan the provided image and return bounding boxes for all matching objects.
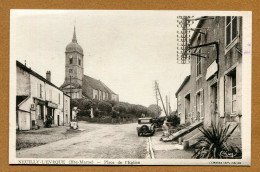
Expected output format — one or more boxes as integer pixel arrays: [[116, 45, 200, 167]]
[[47, 101, 58, 109]]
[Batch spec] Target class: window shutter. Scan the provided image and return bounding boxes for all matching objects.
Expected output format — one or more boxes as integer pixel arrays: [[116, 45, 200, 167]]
[[219, 77, 225, 117], [201, 89, 204, 105], [200, 89, 204, 118], [37, 84, 40, 98]]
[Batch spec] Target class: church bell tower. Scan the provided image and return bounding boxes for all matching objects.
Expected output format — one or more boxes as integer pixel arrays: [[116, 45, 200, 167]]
[[61, 26, 84, 98]]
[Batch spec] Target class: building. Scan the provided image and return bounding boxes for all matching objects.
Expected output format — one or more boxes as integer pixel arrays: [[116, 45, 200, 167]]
[[175, 75, 191, 124], [175, 16, 242, 131], [60, 27, 119, 102], [16, 61, 71, 130], [63, 93, 71, 124]]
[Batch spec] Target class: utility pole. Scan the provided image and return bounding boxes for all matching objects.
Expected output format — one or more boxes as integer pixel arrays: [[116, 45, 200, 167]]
[[155, 84, 159, 117], [166, 95, 168, 115], [70, 75, 72, 98], [155, 81, 168, 117], [169, 92, 172, 114]]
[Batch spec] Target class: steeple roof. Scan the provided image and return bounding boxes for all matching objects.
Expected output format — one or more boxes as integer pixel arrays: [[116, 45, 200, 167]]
[[65, 26, 83, 55], [72, 26, 77, 43]]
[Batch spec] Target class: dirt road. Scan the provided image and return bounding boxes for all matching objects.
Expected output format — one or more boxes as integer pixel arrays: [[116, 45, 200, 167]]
[[17, 122, 149, 159]]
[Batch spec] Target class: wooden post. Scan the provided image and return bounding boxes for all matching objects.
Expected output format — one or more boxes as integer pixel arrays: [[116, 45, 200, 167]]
[[183, 140, 189, 150], [178, 137, 183, 145]]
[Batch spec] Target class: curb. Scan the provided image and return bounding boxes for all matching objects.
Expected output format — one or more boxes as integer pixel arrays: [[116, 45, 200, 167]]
[[148, 137, 155, 159]]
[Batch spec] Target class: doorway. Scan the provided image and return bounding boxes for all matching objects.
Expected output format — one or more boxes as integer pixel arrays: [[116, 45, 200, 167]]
[[210, 83, 218, 126], [57, 115, 60, 126], [185, 94, 190, 123], [196, 92, 201, 122]]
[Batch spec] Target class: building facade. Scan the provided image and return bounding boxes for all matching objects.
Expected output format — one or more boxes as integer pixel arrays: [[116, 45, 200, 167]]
[[60, 27, 119, 102], [176, 16, 242, 131], [16, 61, 71, 130], [175, 75, 191, 124]]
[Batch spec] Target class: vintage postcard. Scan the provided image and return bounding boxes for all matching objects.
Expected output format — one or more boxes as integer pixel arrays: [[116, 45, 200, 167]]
[[9, 10, 252, 165]]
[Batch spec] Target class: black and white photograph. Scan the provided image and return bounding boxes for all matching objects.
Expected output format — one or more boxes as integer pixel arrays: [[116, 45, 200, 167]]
[[9, 10, 252, 165]]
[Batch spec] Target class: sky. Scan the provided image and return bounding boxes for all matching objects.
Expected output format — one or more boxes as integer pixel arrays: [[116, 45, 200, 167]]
[[11, 10, 193, 109]]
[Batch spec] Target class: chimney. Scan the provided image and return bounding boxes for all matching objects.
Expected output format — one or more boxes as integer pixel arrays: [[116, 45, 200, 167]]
[[46, 71, 51, 82]]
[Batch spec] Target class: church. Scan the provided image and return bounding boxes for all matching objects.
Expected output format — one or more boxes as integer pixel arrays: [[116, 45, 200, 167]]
[[60, 27, 119, 102]]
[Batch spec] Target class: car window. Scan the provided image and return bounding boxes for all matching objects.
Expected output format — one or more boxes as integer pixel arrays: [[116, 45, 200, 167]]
[[138, 119, 152, 124]]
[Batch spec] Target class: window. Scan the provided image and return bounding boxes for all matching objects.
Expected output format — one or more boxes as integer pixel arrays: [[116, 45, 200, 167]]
[[196, 49, 202, 76], [231, 71, 237, 113], [78, 58, 81, 66], [196, 92, 201, 120], [69, 55, 73, 64], [69, 69, 73, 73], [40, 84, 43, 98], [225, 16, 238, 46], [197, 34, 202, 45]]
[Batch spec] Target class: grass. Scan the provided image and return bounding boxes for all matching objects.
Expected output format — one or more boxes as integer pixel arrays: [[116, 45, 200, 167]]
[[16, 126, 82, 150]]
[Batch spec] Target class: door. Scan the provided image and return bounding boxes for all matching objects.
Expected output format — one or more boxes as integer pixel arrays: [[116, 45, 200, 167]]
[[57, 115, 60, 126], [40, 105, 44, 119], [185, 94, 190, 123], [211, 83, 218, 126], [20, 111, 30, 130], [196, 92, 201, 121]]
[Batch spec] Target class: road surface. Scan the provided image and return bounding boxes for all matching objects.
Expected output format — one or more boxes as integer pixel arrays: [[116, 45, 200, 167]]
[[17, 121, 149, 159]]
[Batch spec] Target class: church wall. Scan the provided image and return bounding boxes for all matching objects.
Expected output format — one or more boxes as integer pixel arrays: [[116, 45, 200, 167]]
[[65, 52, 83, 86]]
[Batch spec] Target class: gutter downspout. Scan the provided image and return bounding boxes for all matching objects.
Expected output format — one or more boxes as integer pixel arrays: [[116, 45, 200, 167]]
[[63, 94, 64, 126]]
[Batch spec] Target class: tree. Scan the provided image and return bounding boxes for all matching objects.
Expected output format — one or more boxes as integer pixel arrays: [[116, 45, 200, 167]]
[[70, 99, 80, 110], [98, 101, 112, 115], [114, 103, 127, 113], [78, 98, 92, 111], [107, 100, 118, 107], [147, 104, 162, 117]]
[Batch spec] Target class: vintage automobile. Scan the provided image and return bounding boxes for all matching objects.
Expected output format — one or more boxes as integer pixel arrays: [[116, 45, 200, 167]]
[[136, 117, 155, 136]]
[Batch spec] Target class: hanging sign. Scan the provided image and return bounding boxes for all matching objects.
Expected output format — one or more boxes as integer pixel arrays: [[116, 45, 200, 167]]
[[47, 102, 58, 109], [206, 60, 218, 80]]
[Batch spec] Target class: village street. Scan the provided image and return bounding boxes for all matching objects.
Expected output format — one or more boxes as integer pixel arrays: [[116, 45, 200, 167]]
[[17, 121, 149, 159]]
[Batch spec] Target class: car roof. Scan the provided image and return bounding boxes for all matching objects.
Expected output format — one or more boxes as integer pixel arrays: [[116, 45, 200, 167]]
[[138, 118, 152, 120]]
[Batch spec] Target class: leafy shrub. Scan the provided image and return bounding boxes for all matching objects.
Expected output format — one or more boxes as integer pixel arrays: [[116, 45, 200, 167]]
[[78, 110, 90, 117], [98, 101, 112, 113], [114, 103, 127, 113], [78, 98, 92, 111], [193, 123, 241, 159], [44, 114, 53, 128], [70, 98, 155, 123], [70, 99, 80, 109], [167, 115, 180, 127]]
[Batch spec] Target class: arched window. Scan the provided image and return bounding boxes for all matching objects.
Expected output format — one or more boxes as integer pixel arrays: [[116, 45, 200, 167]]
[[78, 57, 81, 66], [69, 55, 73, 64]]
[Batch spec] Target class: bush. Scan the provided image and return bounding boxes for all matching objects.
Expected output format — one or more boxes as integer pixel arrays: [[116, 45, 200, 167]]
[[98, 101, 112, 113], [70, 99, 155, 123], [114, 103, 127, 113], [167, 115, 180, 127], [78, 98, 92, 111], [70, 99, 80, 109], [44, 114, 53, 128], [78, 110, 90, 117]]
